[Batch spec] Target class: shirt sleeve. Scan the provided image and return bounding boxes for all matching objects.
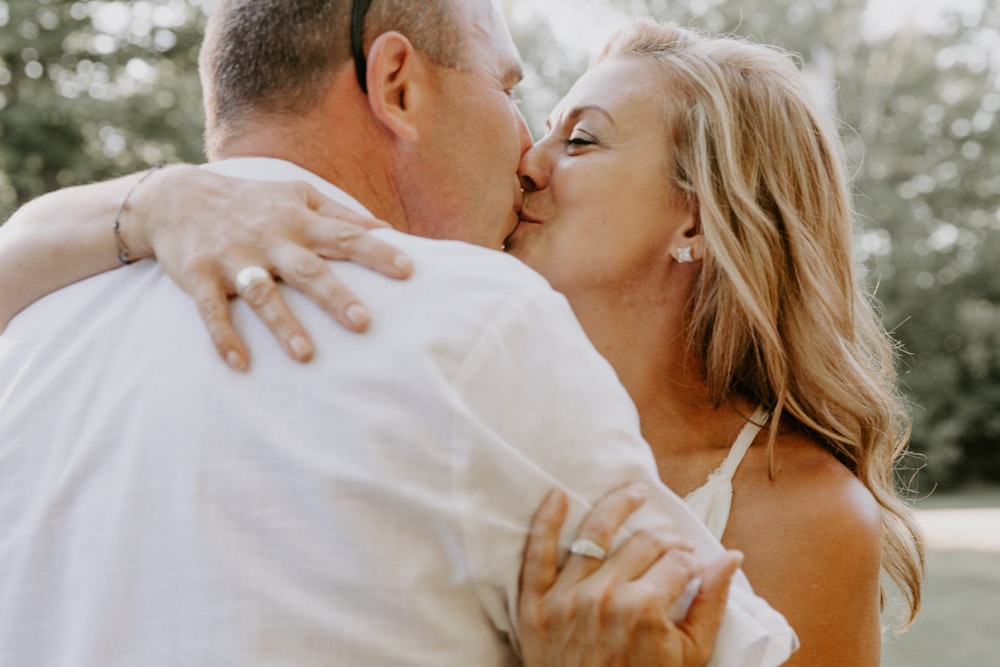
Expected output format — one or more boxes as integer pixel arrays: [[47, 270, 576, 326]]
[[447, 279, 799, 667]]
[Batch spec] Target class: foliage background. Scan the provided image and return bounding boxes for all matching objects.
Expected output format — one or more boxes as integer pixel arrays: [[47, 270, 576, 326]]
[[2, 0, 999, 492]]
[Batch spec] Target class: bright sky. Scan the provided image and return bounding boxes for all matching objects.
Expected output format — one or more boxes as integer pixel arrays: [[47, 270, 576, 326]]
[[506, 0, 992, 59]]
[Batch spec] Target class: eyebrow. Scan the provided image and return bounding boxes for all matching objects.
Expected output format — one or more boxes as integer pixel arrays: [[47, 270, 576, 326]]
[[545, 105, 616, 132]]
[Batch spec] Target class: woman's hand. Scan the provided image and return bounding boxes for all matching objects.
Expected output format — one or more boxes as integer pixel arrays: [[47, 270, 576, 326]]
[[518, 484, 743, 667], [125, 165, 415, 370]]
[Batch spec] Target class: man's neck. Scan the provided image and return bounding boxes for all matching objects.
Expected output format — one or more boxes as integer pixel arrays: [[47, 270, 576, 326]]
[[213, 118, 409, 231]]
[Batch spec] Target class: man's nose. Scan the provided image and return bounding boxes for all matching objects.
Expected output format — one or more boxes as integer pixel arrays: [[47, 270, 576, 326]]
[[515, 107, 533, 154]]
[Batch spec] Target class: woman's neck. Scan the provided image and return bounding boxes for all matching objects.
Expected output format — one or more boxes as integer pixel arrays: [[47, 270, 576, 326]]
[[567, 286, 755, 463]]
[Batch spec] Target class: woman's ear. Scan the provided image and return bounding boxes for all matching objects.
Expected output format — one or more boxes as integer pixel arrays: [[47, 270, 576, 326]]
[[670, 204, 705, 264], [365, 31, 430, 143]]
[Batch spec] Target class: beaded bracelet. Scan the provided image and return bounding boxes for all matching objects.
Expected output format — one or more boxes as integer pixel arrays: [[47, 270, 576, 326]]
[[113, 164, 164, 265]]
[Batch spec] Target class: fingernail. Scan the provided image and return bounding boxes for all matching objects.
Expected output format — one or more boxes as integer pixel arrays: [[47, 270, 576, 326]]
[[289, 335, 312, 359], [226, 350, 248, 372], [630, 483, 649, 500], [394, 254, 414, 275], [346, 304, 369, 327]]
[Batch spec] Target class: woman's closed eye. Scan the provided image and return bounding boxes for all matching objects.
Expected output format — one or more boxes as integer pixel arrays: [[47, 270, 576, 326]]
[[566, 131, 597, 149]]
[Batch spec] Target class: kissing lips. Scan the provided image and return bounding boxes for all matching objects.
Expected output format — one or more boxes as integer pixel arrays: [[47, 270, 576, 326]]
[[503, 210, 543, 251], [517, 210, 543, 225]]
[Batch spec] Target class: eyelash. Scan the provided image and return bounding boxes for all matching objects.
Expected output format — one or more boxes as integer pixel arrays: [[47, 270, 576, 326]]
[[567, 134, 596, 147]]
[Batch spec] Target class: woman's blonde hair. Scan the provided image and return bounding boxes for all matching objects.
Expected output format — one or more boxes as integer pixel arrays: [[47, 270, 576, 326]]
[[597, 19, 924, 627]]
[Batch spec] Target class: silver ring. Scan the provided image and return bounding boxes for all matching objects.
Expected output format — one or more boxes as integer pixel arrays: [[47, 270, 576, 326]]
[[234, 265, 273, 298], [569, 539, 607, 561]]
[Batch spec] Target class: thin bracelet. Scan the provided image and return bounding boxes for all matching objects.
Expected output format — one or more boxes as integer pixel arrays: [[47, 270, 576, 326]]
[[114, 164, 164, 265]]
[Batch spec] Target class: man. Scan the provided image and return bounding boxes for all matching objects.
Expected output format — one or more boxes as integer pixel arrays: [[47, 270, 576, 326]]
[[0, 1, 795, 665]]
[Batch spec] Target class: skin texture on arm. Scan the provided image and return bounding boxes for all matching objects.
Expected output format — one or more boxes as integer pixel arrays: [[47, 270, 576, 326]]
[[0, 165, 414, 369], [0, 169, 155, 332]]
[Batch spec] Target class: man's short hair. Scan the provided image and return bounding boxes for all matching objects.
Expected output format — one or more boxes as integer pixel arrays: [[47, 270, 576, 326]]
[[201, 0, 467, 146]]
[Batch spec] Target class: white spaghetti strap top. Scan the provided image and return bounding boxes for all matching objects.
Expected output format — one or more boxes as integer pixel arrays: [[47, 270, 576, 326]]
[[683, 407, 769, 540]]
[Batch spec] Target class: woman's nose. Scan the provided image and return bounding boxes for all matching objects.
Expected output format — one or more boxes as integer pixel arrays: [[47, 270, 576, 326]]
[[518, 142, 551, 193]]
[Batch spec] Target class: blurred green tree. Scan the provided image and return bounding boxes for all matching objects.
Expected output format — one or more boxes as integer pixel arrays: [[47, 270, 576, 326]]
[[853, 2, 1000, 488], [0, 0, 209, 220]]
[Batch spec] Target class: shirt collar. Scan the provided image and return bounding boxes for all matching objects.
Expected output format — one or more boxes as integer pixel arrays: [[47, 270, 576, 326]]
[[201, 157, 373, 219]]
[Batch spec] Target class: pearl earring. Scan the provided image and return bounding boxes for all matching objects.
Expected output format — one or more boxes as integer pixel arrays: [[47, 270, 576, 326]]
[[676, 247, 693, 263]]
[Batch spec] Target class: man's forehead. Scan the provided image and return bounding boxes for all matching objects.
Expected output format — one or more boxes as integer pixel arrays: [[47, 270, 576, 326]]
[[462, 0, 523, 70]]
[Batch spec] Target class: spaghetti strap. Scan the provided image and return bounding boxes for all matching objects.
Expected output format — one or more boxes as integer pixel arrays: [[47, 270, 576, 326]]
[[683, 407, 769, 539], [715, 407, 769, 480]]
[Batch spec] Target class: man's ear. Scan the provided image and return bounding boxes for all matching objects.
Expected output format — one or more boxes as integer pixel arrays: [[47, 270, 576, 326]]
[[365, 31, 431, 143]]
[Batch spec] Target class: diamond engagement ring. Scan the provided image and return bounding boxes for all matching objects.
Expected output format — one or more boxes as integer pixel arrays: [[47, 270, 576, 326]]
[[234, 265, 274, 299], [569, 538, 607, 561]]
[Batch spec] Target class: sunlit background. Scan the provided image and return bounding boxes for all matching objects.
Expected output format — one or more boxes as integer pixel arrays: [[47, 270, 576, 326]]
[[1, 1, 998, 663]]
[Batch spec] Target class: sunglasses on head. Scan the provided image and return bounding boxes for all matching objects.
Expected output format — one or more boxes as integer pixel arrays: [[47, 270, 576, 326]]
[[351, 0, 373, 94]]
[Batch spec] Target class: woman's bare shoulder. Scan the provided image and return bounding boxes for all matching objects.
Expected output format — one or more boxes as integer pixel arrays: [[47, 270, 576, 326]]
[[733, 429, 881, 542], [726, 430, 883, 666]]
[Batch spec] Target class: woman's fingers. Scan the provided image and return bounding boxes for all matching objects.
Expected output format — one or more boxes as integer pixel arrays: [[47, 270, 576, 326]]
[[678, 550, 743, 665], [304, 187, 415, 279], [229, 189, 413, 356], [625, 546, 701, 620], [304, 219, 415, 280], [517, 490, 575, 667], [520, 489, 570, 602], [602, 528, 695, 582], [572, 532, 699, 635], [271, 244, 372, 333], [190, 276, 250, 371], [146, 175, 416, 368], [187, 259, 317, 369], [305, 184, 390, 230], [517, 485, 719, 667], [233, 267, 315, 363], [559, 482, 649, 584]]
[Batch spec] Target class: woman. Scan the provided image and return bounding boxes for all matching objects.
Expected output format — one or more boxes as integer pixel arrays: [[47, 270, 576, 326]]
[[0, 19, 922, 665], [508, 21, 925, 665]]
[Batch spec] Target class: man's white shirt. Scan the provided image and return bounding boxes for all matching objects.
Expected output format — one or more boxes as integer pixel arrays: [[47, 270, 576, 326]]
[[0, 158, 796, 666]]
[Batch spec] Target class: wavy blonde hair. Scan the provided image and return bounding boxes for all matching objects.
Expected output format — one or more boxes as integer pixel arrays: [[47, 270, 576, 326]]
[[597, 19, 924, 627]]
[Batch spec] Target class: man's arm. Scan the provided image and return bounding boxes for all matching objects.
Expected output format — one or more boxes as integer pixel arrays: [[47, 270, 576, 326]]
[[0, 166, 413, 368]]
